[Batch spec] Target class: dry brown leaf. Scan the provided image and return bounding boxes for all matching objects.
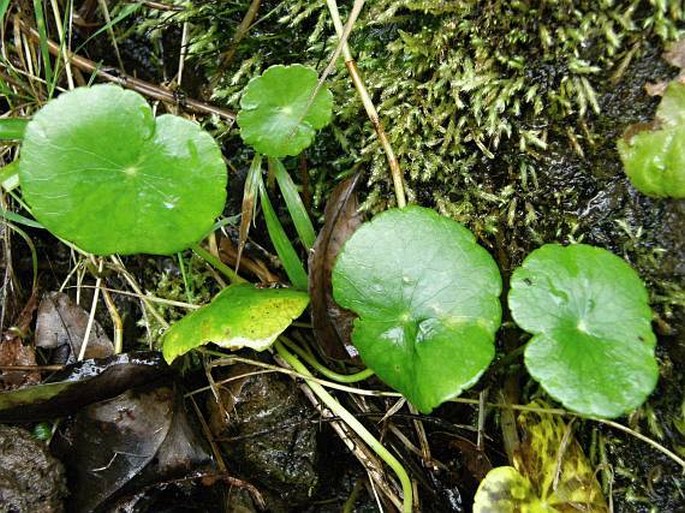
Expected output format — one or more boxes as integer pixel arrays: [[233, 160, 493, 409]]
[[0, 292, 40, 389], [308, 175, 363, 360], [35, 291, 113, 360]]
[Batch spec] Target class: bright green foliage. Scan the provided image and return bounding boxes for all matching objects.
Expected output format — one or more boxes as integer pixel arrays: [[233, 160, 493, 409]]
[[332, 206, 502, 413], [237, 64, 333, 157], [19, 85, 226, 255], [259, 177, 309, 290], [508, 244, 658, 418], [0, 118, 27, 140], [474, 404, 608, 512], [617, 81, 685, 198], [162, 283, 309, 363]]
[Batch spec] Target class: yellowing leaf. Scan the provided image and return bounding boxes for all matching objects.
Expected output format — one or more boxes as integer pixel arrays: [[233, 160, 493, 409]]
[[162, 284, 309, 363], [474, 404, 608, 512]]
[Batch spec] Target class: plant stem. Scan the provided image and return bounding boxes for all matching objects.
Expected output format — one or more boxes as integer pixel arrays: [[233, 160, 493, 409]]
[[192, 243, 245, 284], [78, 257, 103, 361], [324, 0, 406, 208], [280, 336, 374, 383], [100, 285, 123, 354], [274, 339, 413, 513]]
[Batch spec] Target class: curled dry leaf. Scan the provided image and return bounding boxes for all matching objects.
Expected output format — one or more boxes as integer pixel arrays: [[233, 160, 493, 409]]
[[308, 175, 363, 360]]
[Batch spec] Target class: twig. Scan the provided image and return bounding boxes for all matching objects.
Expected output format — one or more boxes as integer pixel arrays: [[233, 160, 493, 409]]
[[100, 284, 123, 353], [215, 0, 261, 73], [324, 0, 406, 208], [18, 19, 236, 121], [123, 0, 184, 12], [78, 257, 103, 361]]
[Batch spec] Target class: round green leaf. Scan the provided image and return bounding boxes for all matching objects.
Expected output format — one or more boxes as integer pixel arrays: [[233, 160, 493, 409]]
[[237, 64, 333, 157], [617, 81, 685, 198], [19, 84, 227, 255], [162, 283, 309, 363], [508, 244, 658, 418], [332, 206, 502, 413]]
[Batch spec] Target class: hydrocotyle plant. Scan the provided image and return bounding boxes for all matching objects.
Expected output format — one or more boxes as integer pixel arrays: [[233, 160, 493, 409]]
[[332, 205, 503, 413], [508, 243, 659, 418], [237, 63, 333, 158], [19, 84, 227, 255], [617, 80, 685, 198]]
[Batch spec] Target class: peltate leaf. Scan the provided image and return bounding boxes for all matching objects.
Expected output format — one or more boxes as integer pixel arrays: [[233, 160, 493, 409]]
[[332, 206, 502, 413], [617, 81, 685, 198], [508, 244, 658, 418], [474, 404, 609, 512], [162, 283, 309, 363], [237, 64, 333, 157], [19, 84, 227, 255]]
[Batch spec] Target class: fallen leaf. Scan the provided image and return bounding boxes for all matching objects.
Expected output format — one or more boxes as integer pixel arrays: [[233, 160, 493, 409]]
[[0, 292, 40, 389], [52, 385, 212, 511], [35, 291, 114, 360], [474, 403, 609, 512], [308, 175, 363, 360], [0, 351, 170, 422]]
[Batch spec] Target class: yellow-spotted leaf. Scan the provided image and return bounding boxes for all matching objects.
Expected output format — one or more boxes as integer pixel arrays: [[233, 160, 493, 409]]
[[162, 284, 309, 363], [474, 404, 609, 512]]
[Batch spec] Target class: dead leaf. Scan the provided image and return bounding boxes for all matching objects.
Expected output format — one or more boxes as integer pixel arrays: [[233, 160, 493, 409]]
[[0, 351, 170, 422], [474, 402, 609, 512], [0, 292, 40, 389], [52, 385, 212, 512], [0, 338, 40, 389], [218, 236, 279, 284], [308, 175, 364, 360], [664, 38, 685, 70], [35, 291, 113, 360], [236, 156, 263, 274]]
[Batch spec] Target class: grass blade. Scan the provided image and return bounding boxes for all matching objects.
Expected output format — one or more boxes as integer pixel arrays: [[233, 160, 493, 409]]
[[0, 119, 28, 141], [259, 176, 308, 290], [270, 157, 316, 251], [0, 0, 10, 25], [0, 208, 45, 229], [32, 0, 54, 91], [0, 160, 20, 192], [75, 3, 142, 54]]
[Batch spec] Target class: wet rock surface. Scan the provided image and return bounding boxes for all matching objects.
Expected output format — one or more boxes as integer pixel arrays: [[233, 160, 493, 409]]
[[0, 424, 67, 513], [208, 366, 320, 512]]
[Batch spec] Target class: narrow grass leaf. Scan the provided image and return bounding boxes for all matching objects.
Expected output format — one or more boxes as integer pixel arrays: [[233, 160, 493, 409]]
[[259, 177, 308, 290], [75, 3, 142, 54], [271, 157, 316, 250], [0, 208, 45, 229], [32, 0, 53, 90], [0, 160, 20, 192], [0, 118, 28, 141], [0, 0, 10, 25]]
